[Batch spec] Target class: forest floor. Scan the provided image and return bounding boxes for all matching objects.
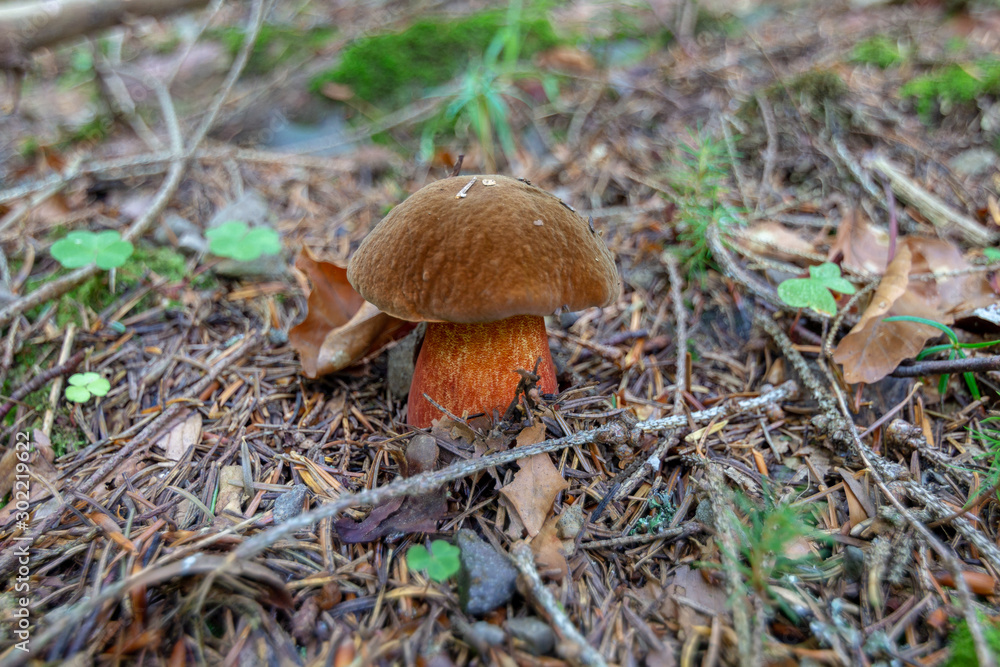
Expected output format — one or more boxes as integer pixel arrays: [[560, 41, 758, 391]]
[[1, 0, 1000, 665]]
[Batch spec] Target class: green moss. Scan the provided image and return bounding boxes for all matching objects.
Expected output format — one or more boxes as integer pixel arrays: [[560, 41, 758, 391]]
[[851, 35, 906, 69], [212, 24, 337, 75], [26, 242, 209, 328], [786, 69, 848, 105], [945, 614, 1000, 666], [901, 58, 1000, 120], [309, 11, 560, 107]]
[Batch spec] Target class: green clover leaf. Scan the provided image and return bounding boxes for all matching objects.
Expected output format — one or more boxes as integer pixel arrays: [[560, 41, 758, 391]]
[[985, 247, 1000, 261], [778, 262, 856, 315], [406, 540, 460, 582], [206, 221, 282, 262], [65, 372, 111, 403], [51, 230, 134, 270]]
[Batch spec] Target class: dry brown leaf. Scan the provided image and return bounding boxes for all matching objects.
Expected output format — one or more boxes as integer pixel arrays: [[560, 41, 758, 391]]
[[500, 424, 569, 536], [906, 236, 998, 315], [833, 246, 942, 384], [216, 466, 245, 516], [289, 248, 409, 377], [829, 208, 890, 275], [153, 410, 202, 461], [736, 221, 820, 262], [530, 513, 569, 580]]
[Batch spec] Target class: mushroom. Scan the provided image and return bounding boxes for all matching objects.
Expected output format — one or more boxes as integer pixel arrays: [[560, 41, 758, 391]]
[[347, 175, 620, 428]]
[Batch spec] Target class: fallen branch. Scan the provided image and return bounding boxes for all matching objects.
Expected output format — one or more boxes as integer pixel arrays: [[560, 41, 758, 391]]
[[865, 153, 998, 246], [891, 354, 1000, 378], [0, 0, 210, 65], [510, 541, 609, 667]]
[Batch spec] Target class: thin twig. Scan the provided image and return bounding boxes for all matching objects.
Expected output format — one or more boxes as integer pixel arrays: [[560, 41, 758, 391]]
[[510, 542, 609, 667], [891, 355, 1000, 378]]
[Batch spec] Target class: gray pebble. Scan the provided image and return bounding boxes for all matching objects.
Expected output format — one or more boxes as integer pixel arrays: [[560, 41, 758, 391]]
[[455, 529, 518, 616], [506, 616, 555, 655], [469, 621, 505, 647], [273, 484, 308, 524]]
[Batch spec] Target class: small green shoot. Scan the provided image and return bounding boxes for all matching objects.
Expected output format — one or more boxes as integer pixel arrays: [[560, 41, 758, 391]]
[[51, 230, 134, 270], [65, 372, 110, 403], [406, 540, 460, 582], [206, 221, 281, 262], [777, 262, 856, 315], [883, 316, 1000, 399], [665, 127, 743, 275], [969, 414, 1000, 503], [984, 247, 1000, 261]]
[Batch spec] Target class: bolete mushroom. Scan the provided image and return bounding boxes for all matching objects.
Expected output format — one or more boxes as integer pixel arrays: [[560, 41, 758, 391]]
[[347, 175, 620, 428]]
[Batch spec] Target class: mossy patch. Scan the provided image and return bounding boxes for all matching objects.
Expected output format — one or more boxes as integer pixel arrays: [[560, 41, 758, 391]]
[[24, 243, 210, 328], [212, 24, 337, 75], [851, 35, 906, 69], [901, 58, 1000, 120], [309, 11, 560, 108], [944, 614, 1000, 666]]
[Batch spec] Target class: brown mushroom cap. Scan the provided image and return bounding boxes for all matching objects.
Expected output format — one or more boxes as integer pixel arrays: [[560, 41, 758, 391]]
[[347, 175, 620, 323]]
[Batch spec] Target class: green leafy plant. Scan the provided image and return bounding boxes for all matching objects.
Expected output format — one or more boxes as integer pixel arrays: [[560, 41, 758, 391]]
[[777, 262, 856, 315], [51, 230, 134, 270], [419, 0, 537, 171], [969, 413, 1000, 502], [206, 221, 281, 262], [883, 316, 1000, 399], [65, 372, 110, 403], [665, 127, 742, 275], [406, 540, 460, 582], [703, 484, 827, 620], [984, 247, 1000, 261]]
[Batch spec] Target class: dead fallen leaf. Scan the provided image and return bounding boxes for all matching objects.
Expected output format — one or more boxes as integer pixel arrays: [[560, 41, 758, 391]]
[[535, 46, 596, 73], [499, 424, 569, 536], [288, 248, 410, 377], [906, 236, 998, 315], [833, 246, 942, 384], [334, 434, 447, 542], [829, 208, 890, 275], [736, 221, 821, 262], [530, 513, 569, 580], [153, 410, 202, 461], [215, 465, 246, 517]]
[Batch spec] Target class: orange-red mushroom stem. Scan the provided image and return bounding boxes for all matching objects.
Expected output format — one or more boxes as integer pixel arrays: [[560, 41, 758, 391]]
[[407, 315, 557, 428]]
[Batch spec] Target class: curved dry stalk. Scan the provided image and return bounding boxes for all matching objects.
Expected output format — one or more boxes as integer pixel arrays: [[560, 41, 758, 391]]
[[510, 541, 609, 667]]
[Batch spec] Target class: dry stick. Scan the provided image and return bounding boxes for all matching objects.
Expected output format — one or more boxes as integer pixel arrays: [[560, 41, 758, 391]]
[[0, 349, 85, 422], [704, 466, 760, 667], [41, 323, 76, 437], [580, 523, 699, 550], [891, 355, 1000, 378], [664, 253, 688, 415], [510, 542, 609, 667], [0, 334, 261, 582], [866, 154, 998, 246], [754, 91, 778, 212], [823, 281, 877, 357]]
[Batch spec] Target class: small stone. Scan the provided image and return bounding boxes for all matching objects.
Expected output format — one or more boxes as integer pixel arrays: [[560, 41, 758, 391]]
[[455, 529, 519, 616], [506, 616, 555, 655], [949, 148, 997, 178], [469, 621, 505, 647], [273, 484, 308, 524]]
